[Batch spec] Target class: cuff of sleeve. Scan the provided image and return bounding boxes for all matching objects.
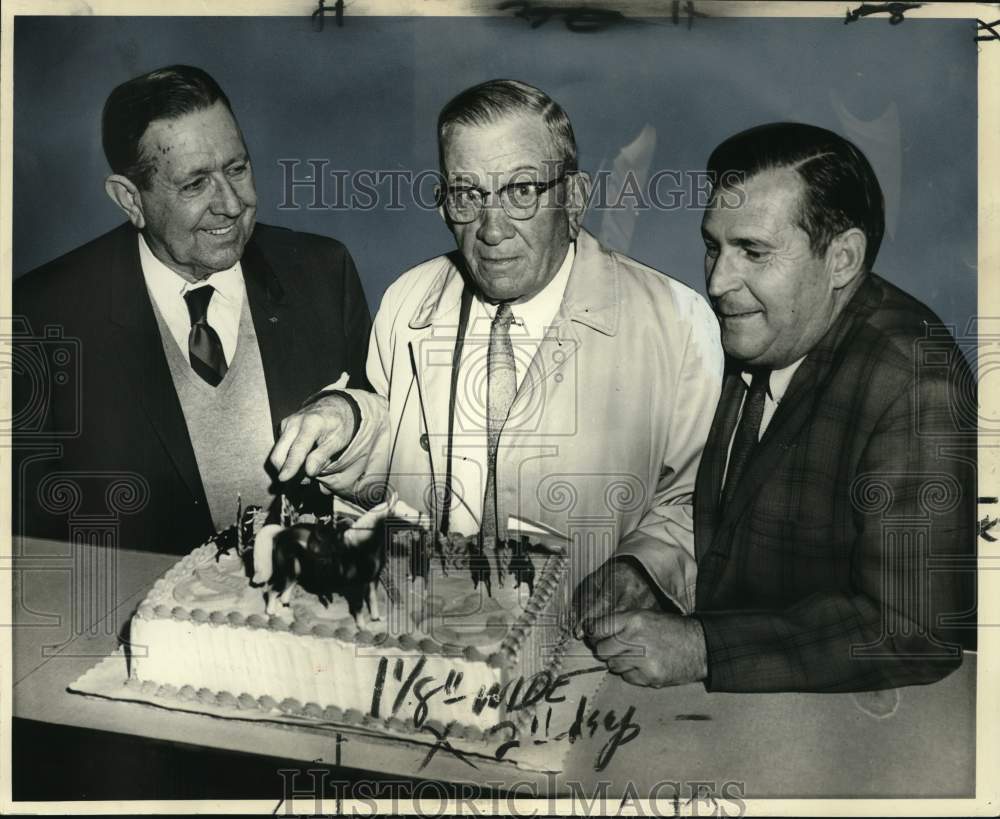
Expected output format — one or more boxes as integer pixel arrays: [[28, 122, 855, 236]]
[[315, 388, 388, 496], [301, 373, 351, 406], [613, 535, 697, 615], [307, 390, 362, 460], [691, 612, 717, 691], [692, 609, 750, 693]]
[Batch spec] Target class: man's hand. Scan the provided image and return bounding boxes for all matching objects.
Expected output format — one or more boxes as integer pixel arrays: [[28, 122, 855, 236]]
[[571, 557, 659, 640], [589, 611, 708, 688], [269, 394, 358, 483]]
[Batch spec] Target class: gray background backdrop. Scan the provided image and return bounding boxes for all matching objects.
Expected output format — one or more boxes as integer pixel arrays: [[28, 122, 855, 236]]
[[13, 15, 977, 332]]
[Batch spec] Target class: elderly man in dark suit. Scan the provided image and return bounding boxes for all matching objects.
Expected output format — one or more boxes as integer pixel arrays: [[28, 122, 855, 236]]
[[584, 123, 976, 692], [13, 65, 370, 553]]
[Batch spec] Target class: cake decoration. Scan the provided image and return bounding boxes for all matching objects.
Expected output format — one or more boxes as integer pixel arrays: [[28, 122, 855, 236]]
[[210, 494, 266, 564], [251, 495, 416, 622], [126, 491, 574, 737]]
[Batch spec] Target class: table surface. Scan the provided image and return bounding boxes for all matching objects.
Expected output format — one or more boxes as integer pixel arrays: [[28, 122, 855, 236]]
[[10, 538, 977, 799]]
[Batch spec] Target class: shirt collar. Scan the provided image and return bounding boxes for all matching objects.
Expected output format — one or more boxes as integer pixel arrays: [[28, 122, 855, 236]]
[[476, 242, 575, 331], [740, 356, 807, 402], [138, 232, 244, 307]]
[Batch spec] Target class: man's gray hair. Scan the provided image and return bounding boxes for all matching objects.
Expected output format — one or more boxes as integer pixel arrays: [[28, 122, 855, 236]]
[[437, 79, 578, 174]]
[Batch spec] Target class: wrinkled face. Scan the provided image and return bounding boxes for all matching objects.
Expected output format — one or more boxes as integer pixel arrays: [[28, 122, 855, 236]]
[[701, 168, 837, 368], [442, 114, 577, 303], [136, 101, 257, 282]]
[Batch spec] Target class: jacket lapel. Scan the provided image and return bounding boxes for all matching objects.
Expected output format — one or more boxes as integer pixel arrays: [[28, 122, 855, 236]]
[[694, 367, 745, 563], [240, 232, 300, 435], [709, 276, 883, 547], [107, 225, 206, 504], [516, 230, 619, 414], [402, 234, 620, 519], [406, 252, 466, 459]]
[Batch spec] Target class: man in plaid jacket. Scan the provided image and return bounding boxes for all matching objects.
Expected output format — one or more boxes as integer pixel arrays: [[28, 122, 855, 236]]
[[583, 123, 976, 692]]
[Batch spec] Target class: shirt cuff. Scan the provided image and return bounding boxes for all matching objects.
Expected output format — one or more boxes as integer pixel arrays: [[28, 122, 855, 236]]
[[300, 389, 362, 460], [613, 536, 697, 615]]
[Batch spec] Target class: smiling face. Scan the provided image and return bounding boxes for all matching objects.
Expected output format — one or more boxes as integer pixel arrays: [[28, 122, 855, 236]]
[[441, 114, 581, 303], [701, 168, 841, 369], [134, 101, 257, 283]]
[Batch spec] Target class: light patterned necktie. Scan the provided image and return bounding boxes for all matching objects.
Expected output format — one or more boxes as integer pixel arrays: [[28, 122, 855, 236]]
[[183, 285, 228, 387], [481, 302, 516, 541]]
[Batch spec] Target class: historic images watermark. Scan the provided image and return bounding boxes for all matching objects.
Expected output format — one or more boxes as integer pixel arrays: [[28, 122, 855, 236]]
[[845, 322, 983, 660], [276, 161, 745, 213], [3, 316, 150, 656], [273, 770, 747, 817]]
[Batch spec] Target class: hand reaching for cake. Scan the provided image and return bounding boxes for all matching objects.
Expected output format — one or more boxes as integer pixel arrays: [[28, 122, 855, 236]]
[[571, 557, 660, 641], [270, 393, 358, 483]]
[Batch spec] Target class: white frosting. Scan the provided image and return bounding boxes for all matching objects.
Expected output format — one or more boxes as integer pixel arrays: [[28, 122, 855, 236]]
[[130, 616, 505, 729], [128, 535, 570, 733]]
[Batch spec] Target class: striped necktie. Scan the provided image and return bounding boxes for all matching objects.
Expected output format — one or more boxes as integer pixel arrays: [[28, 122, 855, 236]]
[[183, 285, 228, 387], [481, 302, 516, 542]]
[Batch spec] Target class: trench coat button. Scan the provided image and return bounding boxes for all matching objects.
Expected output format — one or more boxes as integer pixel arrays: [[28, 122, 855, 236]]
[[420, 433, 430, 451]]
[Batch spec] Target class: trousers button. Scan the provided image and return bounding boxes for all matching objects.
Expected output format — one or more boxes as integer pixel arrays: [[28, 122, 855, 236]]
[[420, 433, 430, 451]]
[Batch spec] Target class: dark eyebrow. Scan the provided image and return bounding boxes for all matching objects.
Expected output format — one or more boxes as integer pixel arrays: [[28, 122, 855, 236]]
[[736, 237, 777, 249]]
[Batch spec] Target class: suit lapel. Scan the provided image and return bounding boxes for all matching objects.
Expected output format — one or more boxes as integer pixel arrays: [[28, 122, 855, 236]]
[[240, 233, 301, 436], [714, 359, 821, 535], [107, 226, 206, 504], [709, 276, 883, 546], [694, 368, 744, 563]]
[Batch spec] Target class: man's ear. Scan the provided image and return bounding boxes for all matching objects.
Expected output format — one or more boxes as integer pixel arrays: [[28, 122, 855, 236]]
[[105, 174, 146, 229], [435, 179, 451, 229], [827, 227, 867, 289], [565, 171, 592, 240]]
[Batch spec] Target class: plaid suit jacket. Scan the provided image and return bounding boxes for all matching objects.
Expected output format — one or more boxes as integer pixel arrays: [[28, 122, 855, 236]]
[[693, 274, 977, 693]]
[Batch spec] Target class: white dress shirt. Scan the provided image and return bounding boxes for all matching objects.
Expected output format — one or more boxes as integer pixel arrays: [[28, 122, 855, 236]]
[[138, 233, 245, 365], [468, 242, 575, 388], [723, 356, 807, 483]]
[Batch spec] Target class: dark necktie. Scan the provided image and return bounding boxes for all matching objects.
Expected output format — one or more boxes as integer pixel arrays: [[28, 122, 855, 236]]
[[183, 285, 228, 387], [481, 302, 516, 542], [721, 369, 770, 506]]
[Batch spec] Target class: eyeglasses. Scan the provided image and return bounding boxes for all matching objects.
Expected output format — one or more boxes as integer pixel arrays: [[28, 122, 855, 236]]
[[441, 174, 569, 223]]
